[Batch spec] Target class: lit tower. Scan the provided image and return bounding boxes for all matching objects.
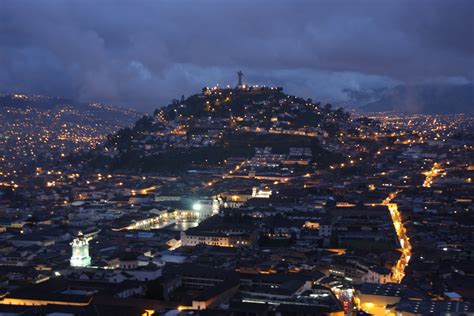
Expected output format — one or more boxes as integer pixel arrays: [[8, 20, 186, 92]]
[[70, 231, 91, 267], [237, 71, 243, 88]]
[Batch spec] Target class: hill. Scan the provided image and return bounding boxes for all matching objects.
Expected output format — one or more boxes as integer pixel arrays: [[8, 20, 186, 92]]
[[70, 85, 357, 173], [0, 93, 142, 121], [0, 93, 142, 172]]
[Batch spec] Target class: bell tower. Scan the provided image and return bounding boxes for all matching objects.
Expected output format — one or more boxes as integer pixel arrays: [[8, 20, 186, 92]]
[[70, 231, 91, 267]]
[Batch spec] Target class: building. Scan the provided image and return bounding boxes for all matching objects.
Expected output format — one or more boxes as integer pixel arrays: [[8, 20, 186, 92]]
[[162, 264, 240, 310], [252, 186, 272, 198], [181, 230, 256, 248], [70, 231, 91, 267], [387, 298, 474, 316], [355, 283, 424, 315], [180, 215, 258, 248]]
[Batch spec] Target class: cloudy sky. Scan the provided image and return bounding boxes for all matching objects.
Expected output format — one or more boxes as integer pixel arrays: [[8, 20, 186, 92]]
[[0, 0, 473, 111]]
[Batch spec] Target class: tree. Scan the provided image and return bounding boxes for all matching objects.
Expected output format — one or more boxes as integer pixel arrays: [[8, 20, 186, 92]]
[[134, 115, 153, 132]]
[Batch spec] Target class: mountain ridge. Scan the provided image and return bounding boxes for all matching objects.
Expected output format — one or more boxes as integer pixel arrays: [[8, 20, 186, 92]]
[[359, 83, 473, 114]]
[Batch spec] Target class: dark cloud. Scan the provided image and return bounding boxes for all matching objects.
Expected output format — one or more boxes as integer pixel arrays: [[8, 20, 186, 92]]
[[0, 0, 472, 111]]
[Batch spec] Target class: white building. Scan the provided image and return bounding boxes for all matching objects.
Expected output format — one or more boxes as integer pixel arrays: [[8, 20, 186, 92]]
[[70, 231, 91, 267], [252, 187, 272, 198]]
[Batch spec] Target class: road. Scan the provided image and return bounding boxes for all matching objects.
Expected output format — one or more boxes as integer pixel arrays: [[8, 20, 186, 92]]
[[383, 192, 412, 283]]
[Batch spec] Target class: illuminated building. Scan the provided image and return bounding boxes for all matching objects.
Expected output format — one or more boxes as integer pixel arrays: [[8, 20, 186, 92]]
[[354, 283, 424, 315], [251, 186, 272, 198], [180, 215, 258, 248], [70, 231, 91, 267]]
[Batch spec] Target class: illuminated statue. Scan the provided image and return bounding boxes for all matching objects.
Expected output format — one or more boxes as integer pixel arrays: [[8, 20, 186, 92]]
[[70, 231, 91, 267]]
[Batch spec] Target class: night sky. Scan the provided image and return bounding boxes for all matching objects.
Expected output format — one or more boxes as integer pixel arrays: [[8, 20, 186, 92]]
[[1, 0, 473, 111]]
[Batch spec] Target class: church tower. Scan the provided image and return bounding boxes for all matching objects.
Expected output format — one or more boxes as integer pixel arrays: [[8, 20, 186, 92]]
[[70, 231, 91, 267]]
